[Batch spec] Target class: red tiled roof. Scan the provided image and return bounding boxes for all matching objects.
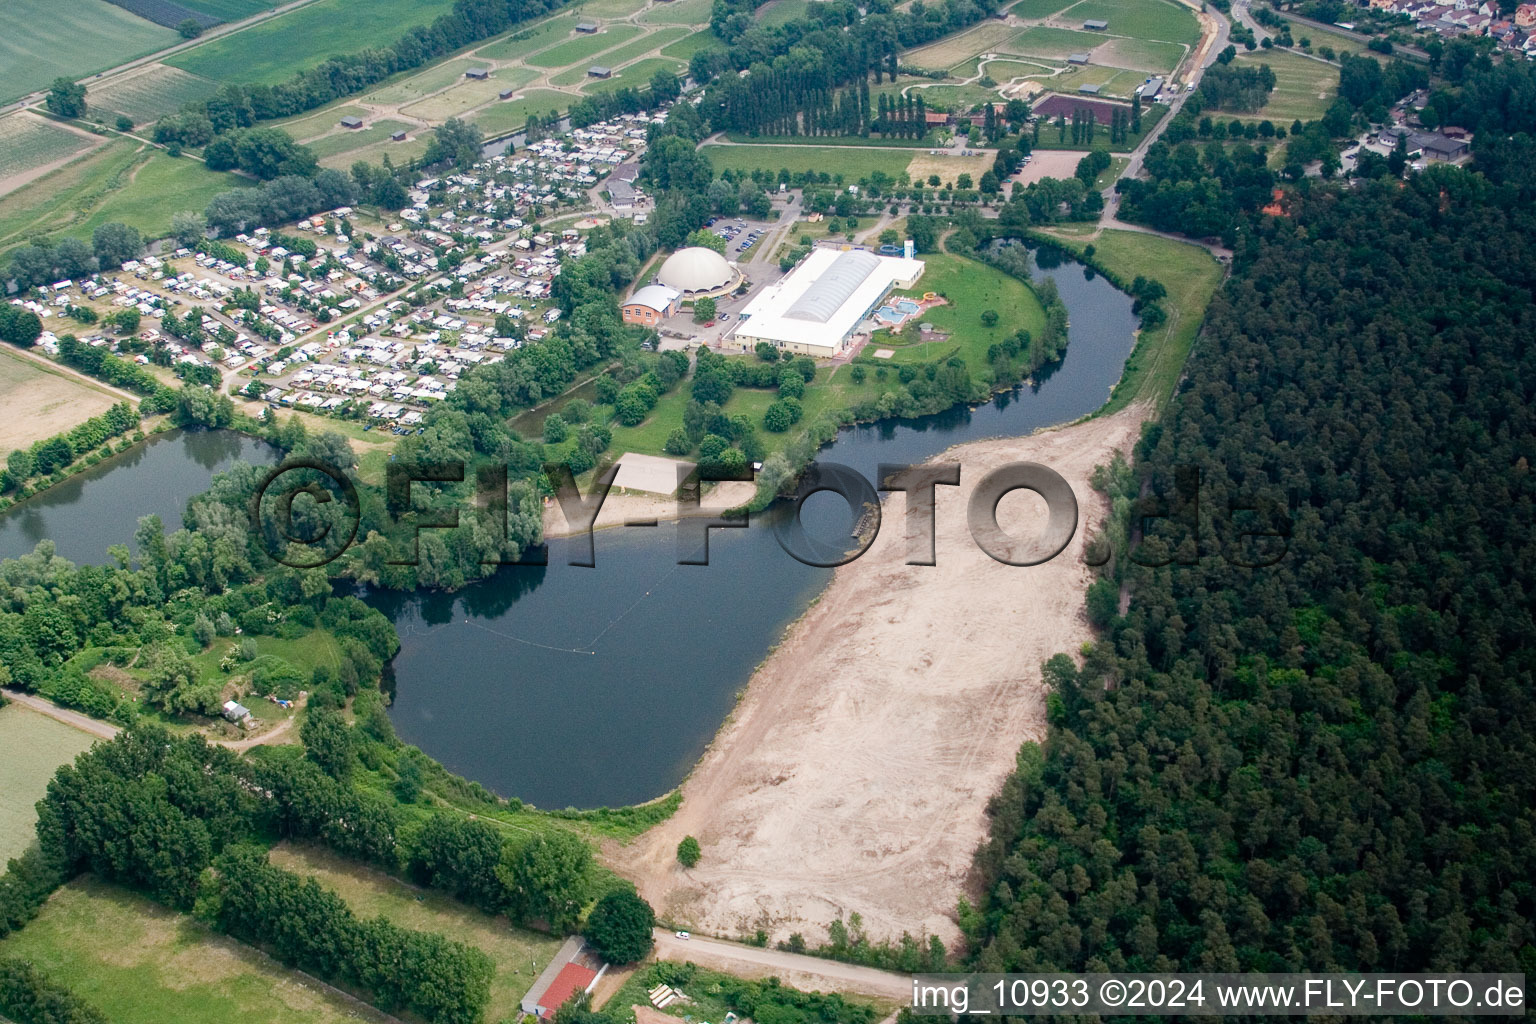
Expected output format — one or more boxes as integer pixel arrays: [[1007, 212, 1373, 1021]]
[[539, 963, 598, 1018]]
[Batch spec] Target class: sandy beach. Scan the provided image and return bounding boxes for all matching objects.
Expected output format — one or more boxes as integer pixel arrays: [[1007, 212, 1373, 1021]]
[[612, 406, 1146, 947]]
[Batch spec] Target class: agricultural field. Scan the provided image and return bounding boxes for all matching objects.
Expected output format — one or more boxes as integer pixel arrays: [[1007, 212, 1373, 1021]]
[[1010, 0, 1074, 17], [701, 143, 916, 181], [468, 89, 575, 137], [473, 14, 582, 60], [307, 120, 417, 160], [905, 22, 1022, 69], [400, 67, 540, 120], [269, 844, 565, 1024], [526, 24, 645, 68], [0, 115, 98, 188], [1062, 0, 1200, 44], [0, 878, 396, 1024], [0, 349, 122, 464], [0, 0, 179, 104], [86, 64, 221, 126], [1233, 48, 1339, 122], [166, 0, 459, 84], [0, 704, 99, 863], [582, 57, 687, 92], [0, 139, 141, 254], [179, 0, 270, 19]]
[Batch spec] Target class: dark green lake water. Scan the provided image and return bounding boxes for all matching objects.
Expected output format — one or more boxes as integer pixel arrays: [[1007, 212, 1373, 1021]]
[[1, 248, 1139, 809]]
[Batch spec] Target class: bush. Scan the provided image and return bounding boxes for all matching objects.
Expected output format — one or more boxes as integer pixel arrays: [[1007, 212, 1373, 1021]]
[[849, 364, 866, 384], [583, 890, 655, 963], [664, 429, 692, 456], [777, 368, 805, 399], [676, 835, 701, 868]]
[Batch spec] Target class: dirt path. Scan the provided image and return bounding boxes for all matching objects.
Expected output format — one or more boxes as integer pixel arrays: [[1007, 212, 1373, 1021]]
[[649, 930, 912, 1000], [610, 406, 1147, 946], [1, 688, 119, 740]]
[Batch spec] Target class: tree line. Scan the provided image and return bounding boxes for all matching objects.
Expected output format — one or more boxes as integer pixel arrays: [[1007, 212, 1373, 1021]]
[[966, 153, 1536, 977]]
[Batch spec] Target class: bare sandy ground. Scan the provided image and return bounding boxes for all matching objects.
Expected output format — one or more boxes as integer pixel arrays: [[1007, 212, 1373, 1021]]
[[611, 406, 1145, 946], [0, 348, 120, 460], [542, 480, 757, 539], [1011, 149, 1089, 187]]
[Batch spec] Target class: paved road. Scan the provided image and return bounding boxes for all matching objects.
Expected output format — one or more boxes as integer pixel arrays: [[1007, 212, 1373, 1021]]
[[651, 930, 912, 1000], [2, 687, 120, 740]]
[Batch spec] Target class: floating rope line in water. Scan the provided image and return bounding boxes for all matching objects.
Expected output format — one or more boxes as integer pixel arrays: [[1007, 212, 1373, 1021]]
[[461, 617, 596, 655], [458, 559, 685, 655]]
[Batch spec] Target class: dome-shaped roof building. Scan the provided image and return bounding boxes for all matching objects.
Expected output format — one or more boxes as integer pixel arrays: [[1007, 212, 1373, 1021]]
[[656, 246, 737, 295]]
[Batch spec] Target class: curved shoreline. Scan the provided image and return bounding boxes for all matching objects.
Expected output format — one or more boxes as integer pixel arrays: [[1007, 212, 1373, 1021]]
[[609, 403, 1146, 946]]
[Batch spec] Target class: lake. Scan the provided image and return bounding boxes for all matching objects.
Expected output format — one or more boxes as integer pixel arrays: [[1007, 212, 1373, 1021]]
[[0, 428, 280, 565], [0, 247, 1138, 809]]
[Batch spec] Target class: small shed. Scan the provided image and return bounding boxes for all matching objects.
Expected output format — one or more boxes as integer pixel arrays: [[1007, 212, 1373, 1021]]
[[222, 700, 251, 722], [576, 20, 599, 31], [391, 130, 408, 141], [1067, 52, 1090, 64], [1083, 17, 1108, 28], [339, 115, 364, 129], [588, 65, 612, 78], [1078, 83, 1101, 94], [465, 67, 490, 79], [500, 88, 517, 99]]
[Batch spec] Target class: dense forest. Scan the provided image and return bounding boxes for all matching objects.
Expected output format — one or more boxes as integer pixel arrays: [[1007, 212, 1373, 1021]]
[[968, 155, 1536, 972]]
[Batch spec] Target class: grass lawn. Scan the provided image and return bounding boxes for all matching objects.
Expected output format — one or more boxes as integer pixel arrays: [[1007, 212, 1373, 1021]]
[[1010, 0, 1076, 18], [1061, 0, 1200, 43], [1004, 25, 1108, 58], [638, 0, 714, 25], [271, 103, 370, 142], [1091, 35, 1187, 72], [0, 705, 98, 863], [581, 57, 687, 93], [1285, 20, 1378, 61], [469, 89, 577, 137], [167, 0, 459, 84], [758, 0, 812, 27], [0, 114, 98, 183], [474, 14, 580, 60], [269, 843, 565, 1023], [306, 120, 415, 159], [76, 151, 246, 241], [87, 65, 222, 127], [570, 26, 691, 73], [701, 143, 915, 182], [904, 22, 1022, 69], [401, 67, 540, 120], [527, 24, 645, 68], [0, 877, 395, 1024], [660, 29, 719, 59], [318, 133, 431, 170], [0, 347, 121, 462], [890, 251, 1047, 365], [1232, 48, 1339, 123], [364, 58, 484, 107], [0, 0, 178, 104], [1040, 228, 1221, 412], [571, 0, 656, 17]]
